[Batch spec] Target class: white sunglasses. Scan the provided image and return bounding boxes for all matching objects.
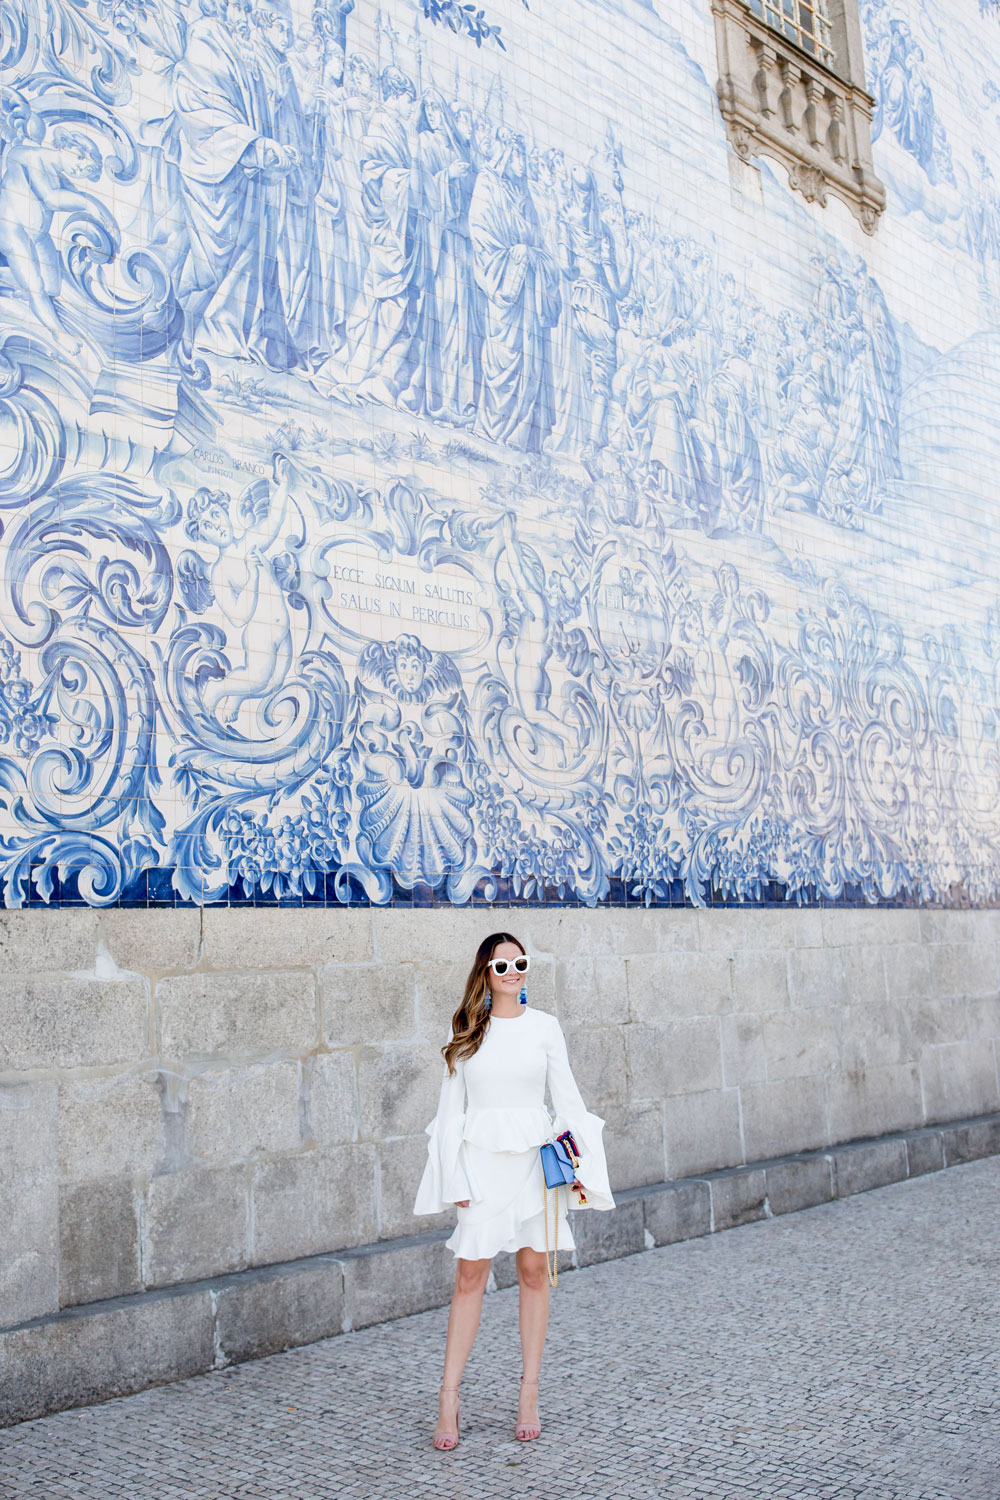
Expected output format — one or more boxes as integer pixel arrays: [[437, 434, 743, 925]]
[[487, 955, 530, 977]]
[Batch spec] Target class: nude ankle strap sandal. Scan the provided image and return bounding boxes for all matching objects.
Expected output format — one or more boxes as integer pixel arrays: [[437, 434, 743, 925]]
[[515, 1377, 541, 1442], [433, 1386, 461, 1451]]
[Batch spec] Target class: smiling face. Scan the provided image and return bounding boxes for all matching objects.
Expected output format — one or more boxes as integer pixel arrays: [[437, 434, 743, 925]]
[[486, 939, 526, 1005]]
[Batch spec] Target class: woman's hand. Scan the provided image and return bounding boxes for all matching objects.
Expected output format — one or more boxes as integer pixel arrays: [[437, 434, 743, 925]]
[[454, 1199, 470, 1208]]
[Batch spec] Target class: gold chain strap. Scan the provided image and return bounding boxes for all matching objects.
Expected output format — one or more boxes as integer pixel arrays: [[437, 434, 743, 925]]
[[544, 1184, 559, 1289]]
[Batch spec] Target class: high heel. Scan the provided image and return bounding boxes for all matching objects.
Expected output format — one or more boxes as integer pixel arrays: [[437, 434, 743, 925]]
[[433, 1386, 461, 1451], [515, 1376, 541, 1442]]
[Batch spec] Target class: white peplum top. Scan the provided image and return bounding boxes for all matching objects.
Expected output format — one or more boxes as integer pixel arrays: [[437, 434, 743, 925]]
[[413, 1006, 615, 1216]]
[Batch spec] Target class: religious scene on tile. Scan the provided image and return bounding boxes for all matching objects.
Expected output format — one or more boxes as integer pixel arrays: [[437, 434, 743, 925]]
[[1, 0, 1000, 908]]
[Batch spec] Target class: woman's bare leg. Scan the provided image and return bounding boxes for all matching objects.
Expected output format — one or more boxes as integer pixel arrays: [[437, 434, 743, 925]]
[[515, 1247, 549, 1434], [435, 1257, 491, 1443]]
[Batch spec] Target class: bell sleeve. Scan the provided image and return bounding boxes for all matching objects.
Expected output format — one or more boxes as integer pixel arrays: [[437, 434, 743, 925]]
[[413, 1056, 473, 1215], [544, 1016, 615, 1212]]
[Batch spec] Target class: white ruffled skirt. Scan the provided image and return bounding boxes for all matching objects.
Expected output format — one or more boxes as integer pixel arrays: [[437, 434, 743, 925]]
[[446, 1140, 575, 1262]]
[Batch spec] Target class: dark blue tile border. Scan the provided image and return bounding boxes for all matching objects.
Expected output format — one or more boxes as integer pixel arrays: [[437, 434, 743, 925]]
[[14, 862, 997, 912]]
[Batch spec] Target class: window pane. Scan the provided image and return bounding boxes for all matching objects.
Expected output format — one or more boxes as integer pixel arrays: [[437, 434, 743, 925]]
[[749, 0, 835, 65]]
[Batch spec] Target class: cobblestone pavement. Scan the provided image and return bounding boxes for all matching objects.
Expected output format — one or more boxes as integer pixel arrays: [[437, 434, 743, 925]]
[[3, 1158, 999, 1500]]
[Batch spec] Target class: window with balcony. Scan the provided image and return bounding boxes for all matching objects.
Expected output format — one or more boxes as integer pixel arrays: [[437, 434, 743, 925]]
[[713, 0, 886, 231]]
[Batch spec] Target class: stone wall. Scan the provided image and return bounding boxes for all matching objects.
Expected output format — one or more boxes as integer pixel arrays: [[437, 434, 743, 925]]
[[3, 906, 999, 1336]]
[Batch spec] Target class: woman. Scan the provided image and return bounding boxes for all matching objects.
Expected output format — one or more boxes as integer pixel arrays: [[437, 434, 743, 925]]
[[413, 932, 614, 1450]]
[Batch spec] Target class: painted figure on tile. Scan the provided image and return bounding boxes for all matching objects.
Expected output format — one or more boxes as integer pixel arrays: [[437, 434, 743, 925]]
[[535, 147, 586, 457], [609, 298, 655, 461], [469, 130, 562, 451], [645, 334, 719, 528], [870, 15, 954, 184], [555, 165, 631, 462], [877, 19, 934, 168], [294, 18, 358, 359], [773, 372, 836, 515], [820, 328, 891, 525], [854, 261, 901, 477], [346, 65, 421, 400], [966, 149, 1000, 289], [257, 9, 324, 359], [401, 87, 481, 423], [491, 511, 599, 775], [336, 52, 379, 319], [0, 97, 106, 356], [704, 332, 766, 535], [179, 453, 300, 723], [168, 0, 301, 368]]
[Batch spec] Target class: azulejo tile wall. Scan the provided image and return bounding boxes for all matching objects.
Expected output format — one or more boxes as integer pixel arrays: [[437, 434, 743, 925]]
[[0, 0, 998, 909]]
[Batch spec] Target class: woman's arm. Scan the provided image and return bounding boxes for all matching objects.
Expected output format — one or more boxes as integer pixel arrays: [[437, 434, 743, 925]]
[[413, 1055, 474, 1215], [544, 1016, 615, 1211]]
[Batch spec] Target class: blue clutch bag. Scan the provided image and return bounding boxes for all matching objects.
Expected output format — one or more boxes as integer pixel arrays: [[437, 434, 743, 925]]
[[540, 1130, 582, 1190]]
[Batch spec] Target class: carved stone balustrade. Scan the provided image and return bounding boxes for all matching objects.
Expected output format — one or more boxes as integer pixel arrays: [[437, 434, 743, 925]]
[[713, 0, 886, 232]]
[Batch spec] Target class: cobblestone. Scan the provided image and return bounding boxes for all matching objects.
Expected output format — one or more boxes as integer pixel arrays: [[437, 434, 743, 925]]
[[2, 1159, 999, 1498]]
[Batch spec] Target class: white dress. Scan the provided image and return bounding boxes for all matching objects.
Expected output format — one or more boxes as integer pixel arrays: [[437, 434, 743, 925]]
[[413, 1007, 615, 1260]]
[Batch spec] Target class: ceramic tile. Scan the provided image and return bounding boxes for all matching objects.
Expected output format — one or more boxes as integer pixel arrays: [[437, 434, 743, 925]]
[[0, 0, 996, 911]]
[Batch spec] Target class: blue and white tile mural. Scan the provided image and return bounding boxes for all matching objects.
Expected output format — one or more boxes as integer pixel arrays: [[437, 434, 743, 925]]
[[1, 0, 1000, 908]]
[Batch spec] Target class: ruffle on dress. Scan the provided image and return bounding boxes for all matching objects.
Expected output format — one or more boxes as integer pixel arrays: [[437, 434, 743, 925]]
[[462, 1104, 553, 1153], [446, 1142, 575, 1261]]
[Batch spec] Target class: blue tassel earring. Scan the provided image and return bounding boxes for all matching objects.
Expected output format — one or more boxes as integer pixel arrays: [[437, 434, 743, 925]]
[[519, 985, 528, 1006], [483, 988, 491, 1011]]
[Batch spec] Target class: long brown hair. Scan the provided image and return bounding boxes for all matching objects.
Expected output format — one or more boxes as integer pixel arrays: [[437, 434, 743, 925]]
[[443, 931, 526, 1075]]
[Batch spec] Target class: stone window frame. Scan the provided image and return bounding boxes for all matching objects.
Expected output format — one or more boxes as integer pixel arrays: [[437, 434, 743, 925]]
[[713, 0, 886, 233]]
